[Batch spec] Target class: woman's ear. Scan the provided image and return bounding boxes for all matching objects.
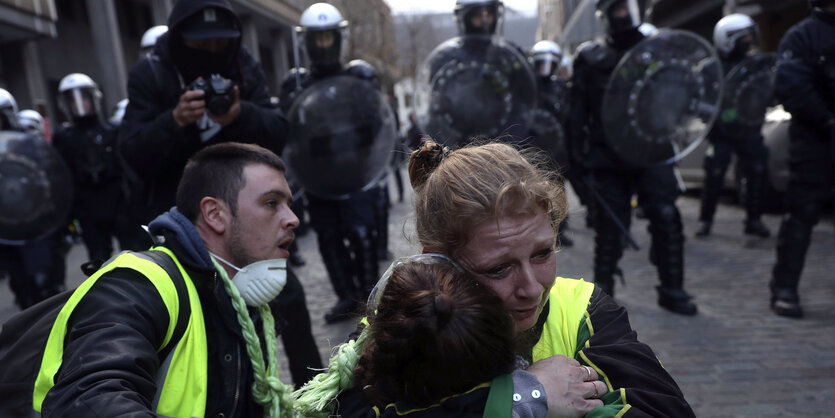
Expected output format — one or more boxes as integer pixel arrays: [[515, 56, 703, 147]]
[[199, 196, 229, 235]]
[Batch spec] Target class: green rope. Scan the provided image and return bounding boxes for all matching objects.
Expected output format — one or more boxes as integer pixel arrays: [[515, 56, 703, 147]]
[[213, 259, 294, 418], [292, 328, 370, 417]]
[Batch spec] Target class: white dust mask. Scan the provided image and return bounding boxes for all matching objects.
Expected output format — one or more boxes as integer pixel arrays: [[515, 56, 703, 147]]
[[210, 253, 287, 306]]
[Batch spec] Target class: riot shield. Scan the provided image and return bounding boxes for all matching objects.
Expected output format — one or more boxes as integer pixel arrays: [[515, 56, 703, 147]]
[[602, 29, 723, 166], [528, 108, 569, 171], [414, 35, 537, 148], [715, 53, 777, 136], [284, 75, 397, 199], [0, 131, 72, 243]]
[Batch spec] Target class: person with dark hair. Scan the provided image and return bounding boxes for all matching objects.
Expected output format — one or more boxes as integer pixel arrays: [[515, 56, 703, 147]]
[[293, 140, 695, 417], [27, 142, 306, 416], [769, 0, 835, 317], [118, 0, 286, 228], [354, 255, 516, 410]]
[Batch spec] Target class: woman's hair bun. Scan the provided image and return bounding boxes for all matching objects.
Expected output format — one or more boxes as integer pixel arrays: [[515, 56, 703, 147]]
[[408, 139, 450, 190], [432, 294, 454, 328]]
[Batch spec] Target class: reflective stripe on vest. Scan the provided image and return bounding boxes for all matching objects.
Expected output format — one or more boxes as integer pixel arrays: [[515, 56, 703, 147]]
[[32, 248, 208, 418], [532, 277, 595, 361]]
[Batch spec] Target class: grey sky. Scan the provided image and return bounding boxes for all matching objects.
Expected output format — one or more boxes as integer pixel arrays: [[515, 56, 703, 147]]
[[383, 0, 538, 16]]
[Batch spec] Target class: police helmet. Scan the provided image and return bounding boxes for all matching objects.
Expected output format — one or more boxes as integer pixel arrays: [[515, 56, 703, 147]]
[[596, 0, 644, 34], [455, 0, 504, 36], [529, 40, 563, 78], [0, 88, 20, 131], [638, 22, 659, 36], [17, 109, 44, 134], [297, 3, 348, 70], [57, 73, 103, 122], [713, 14, 759, 58], [140, 25, 168, 56]]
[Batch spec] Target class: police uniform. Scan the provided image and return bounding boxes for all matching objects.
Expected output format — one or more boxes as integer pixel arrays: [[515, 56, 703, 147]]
[[770, 7, 835, 317]]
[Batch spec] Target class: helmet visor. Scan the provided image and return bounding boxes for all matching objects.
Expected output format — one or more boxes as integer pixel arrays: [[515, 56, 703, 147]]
[[533, 54, 558, 78], [459, 4, 502, 35], [605, 0, 642, 33], [302, 28, 344, 68], [728, 26, 760, 56], [61, 88, 97, 118]]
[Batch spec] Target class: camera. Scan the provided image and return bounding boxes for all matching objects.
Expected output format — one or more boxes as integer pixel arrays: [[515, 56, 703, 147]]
[[190, 74, 234, 115]]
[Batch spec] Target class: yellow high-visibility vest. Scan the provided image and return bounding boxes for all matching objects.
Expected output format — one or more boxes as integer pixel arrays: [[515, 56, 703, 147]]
[[32, 247, 209, 418]]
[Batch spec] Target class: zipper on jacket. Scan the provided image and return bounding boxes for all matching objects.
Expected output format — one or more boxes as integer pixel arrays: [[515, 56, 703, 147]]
[[229, 343, 242, 416]]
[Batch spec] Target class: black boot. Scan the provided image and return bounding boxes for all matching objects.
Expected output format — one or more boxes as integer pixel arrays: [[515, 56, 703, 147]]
[[744, 219, 771, 238], [695, 220, 712, 238], [772, 211, 816, 317], [657, 286, 698, 316], [647, 204, 697, 315], [769, 282, 803, 318]]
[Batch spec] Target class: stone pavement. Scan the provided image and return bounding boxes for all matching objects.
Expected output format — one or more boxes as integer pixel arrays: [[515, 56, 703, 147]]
[[2, 172, 834, 417]]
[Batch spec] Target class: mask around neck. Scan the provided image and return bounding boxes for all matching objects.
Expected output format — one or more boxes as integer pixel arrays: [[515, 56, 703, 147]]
[[210, 253, 287, 306]]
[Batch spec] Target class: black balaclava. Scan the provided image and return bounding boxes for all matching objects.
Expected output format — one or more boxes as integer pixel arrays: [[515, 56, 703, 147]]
[[169, 4, 241, 83]]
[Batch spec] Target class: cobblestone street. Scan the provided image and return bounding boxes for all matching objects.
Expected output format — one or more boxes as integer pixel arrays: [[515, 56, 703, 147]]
[[2, 170, 834, 417]]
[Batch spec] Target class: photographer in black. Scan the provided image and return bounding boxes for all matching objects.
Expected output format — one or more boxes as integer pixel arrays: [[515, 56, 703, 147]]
[[118, 0, 286, 227], [118, 0, 321, 388]]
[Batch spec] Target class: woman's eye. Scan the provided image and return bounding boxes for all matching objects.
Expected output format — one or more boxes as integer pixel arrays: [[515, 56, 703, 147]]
[[485, 265, 510, 278], [533, 248, 554, 260]]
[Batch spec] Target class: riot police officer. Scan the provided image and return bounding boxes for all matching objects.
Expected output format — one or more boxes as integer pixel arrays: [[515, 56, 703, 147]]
[[527, 40, 578, 246], [569, 0, 697, 315], [696, 14, 772, 239], [53, 73, 144, 266], [139, 25, 167, 58], [279, 3, 385, 323], [415, 0, 536, 148], [17, 109, 45, 135], [769, 0, 835, 318], [0, 88, 69, 309]]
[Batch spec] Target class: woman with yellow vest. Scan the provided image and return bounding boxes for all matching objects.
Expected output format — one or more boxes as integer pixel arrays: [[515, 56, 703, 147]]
[[293, 140, 695, 417], [32, 143, 299, 417]]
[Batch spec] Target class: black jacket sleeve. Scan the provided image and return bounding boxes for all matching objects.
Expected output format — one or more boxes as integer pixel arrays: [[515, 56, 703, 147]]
[[775, 20, 835, 132], [581, 290, 695, 417], [41, 269, 170, 417], [118, 57, 192, 180], [219, 49, 288, 154]]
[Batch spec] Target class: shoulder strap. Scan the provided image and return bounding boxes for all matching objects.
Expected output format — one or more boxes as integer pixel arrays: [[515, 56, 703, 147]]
[[134, 250, 191, 360]]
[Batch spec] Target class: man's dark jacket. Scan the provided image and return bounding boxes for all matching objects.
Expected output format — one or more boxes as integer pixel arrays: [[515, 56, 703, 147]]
[[118, 0, 286, 223], [41, 208, 271, 416]]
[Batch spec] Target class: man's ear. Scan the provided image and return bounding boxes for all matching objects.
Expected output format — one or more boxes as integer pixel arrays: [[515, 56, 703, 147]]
[[199, 196, 229, 235]]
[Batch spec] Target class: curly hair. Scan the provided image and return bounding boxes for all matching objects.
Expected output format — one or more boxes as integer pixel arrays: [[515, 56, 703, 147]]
[[353, 261, 516, 408], [407, 139, 567, 256]]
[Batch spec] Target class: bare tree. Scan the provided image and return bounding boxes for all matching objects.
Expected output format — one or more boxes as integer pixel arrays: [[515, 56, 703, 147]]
[[395, 13, 440, 80]]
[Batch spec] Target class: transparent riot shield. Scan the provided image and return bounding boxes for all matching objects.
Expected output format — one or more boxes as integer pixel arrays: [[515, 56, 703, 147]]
[[414, 35, 537, 148], [602, 29, 723, 166], [715, 53, 777, 136], [283, 75, 397, 199], [0, 131, 72, 243]]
